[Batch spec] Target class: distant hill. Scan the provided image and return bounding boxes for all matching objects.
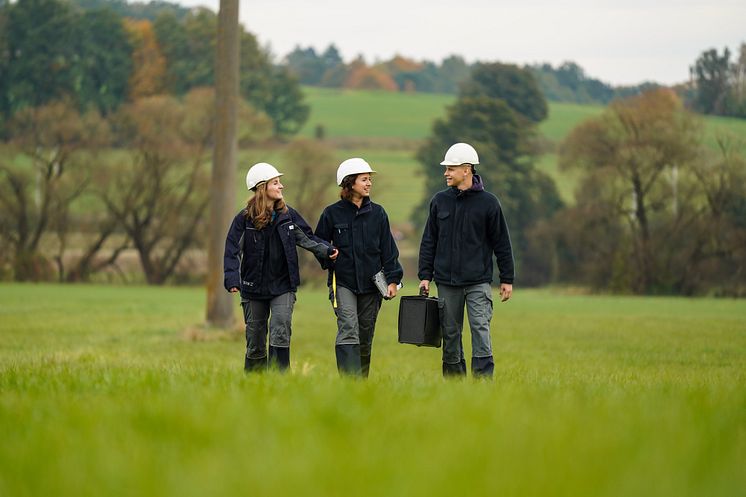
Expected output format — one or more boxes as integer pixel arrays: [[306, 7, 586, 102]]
[[301, 86, 746, 145], [298, 87, 746, 216]]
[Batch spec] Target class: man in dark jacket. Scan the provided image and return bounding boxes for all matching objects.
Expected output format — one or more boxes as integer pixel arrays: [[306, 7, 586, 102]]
[[418, 143, 514, 377]]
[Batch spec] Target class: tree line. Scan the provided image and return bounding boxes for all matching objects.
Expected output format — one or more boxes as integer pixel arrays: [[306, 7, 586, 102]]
[[0, 0, 309, 137], [283, 43, 655, 103], [285, 42, 746, 120], [0, 86, 335, 284], [3, 0, 743, 120], [1, 0, 744, 295]]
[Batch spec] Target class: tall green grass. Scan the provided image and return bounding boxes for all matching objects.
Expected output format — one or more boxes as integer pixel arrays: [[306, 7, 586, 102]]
[[1, 283, 745, 497]]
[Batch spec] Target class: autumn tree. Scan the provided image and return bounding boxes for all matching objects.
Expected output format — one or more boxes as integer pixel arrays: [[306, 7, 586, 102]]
[[124, 18, 166, 100], [559, 89, 704, 293], [344, 57, 398, 91], [105, 92, 212, 284], [0, 100, 112, 281]]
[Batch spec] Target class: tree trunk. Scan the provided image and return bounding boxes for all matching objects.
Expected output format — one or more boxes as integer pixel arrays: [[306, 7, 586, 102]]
[[632, 174, 651, 293], [206, 0, 239, 328]]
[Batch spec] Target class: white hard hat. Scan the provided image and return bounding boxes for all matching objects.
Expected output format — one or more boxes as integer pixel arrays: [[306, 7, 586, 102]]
[[440, 143, 479, 166], [246, 162, 283, 191], [336, 157, 376, 186]]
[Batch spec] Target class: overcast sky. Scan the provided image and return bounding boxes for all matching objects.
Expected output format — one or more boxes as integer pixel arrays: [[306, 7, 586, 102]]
[[173, 0, 745, 86]]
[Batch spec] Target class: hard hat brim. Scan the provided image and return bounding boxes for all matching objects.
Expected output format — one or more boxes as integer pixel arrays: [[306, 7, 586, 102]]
[[337, 169, 376, 186], [440, 160, 477, 166]]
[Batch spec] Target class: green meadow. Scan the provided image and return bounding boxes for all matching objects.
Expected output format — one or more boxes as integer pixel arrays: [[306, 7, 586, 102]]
[[300, 87, 454, 140], [1, 283, 745, 497], [295, 88, 746, 208]]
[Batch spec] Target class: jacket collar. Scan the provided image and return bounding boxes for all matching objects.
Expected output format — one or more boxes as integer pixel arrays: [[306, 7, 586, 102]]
[[343, 196, 372, 214], [451, 174, 485, 196]]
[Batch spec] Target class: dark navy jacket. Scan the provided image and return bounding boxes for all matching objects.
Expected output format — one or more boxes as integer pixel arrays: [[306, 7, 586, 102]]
[[418, 175, 514, 286], [223, 206, 333, 299], [315, 197, 403, 295]]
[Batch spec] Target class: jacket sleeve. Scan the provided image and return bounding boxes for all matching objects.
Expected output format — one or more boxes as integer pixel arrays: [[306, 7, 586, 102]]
[[488, 199, 515, 284], [417, 198, 438, 281], [289, 208, 335, 260], [313, 208, 335, 270], [223, 213, 243, 291], [379, 209, 403, 285]]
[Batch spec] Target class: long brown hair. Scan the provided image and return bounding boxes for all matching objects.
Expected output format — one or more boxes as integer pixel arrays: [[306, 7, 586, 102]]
[[339, 174, 358, 201], [245, 183, 287, 229]]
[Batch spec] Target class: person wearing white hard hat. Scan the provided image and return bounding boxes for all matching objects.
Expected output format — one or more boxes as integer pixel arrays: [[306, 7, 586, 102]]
[[224, 162, 338, 372], [314, 158, 403, 377], [418, 143, 514, 378]]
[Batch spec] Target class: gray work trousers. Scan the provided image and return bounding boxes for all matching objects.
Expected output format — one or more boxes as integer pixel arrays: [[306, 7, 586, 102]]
[[241, 292, 296, 359], [436, 283, 494, 365], [334, 286, 382, 356]]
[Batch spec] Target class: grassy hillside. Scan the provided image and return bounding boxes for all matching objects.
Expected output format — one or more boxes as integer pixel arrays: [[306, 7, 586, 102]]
[[300, 87, 453, 140], [298, 87, 746, 206], [1, 283, 745, 497]]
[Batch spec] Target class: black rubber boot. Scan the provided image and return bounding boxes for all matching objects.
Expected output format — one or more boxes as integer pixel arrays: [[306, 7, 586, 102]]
[[335, 344, 362, 376], [442, 359, 467, 377], [269, 346, 290, 372], [244, 355, 267, 372], [361, 354, 371, 378], [472, 356, 494, 378]]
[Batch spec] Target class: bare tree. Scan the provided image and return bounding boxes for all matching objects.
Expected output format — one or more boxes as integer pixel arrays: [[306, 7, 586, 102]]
[[206, 0, 239, 327], [104, 93, 211, 284], [0, 101, 113, 281]]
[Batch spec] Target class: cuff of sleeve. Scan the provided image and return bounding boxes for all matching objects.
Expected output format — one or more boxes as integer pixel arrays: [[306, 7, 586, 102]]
[[499, 278, 514, 284], [225, 276, 241, 291]]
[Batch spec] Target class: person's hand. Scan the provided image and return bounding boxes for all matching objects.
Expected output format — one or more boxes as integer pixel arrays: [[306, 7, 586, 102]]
[[387, 283, 398, 299], [419, 280, 430, 296], [329, 248, 339, 260], [499, 283, 512, 302], [229, 287, 239, 293]]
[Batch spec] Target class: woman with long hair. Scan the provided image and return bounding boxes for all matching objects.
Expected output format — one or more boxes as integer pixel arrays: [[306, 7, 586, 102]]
[[224, 162, 337, 372], [315, 158, 403, 376]]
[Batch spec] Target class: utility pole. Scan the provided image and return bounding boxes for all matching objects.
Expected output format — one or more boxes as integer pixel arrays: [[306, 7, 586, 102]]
[[206, 0, 239, 328]]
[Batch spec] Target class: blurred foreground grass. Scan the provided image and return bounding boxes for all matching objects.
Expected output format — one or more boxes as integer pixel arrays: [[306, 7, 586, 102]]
[[1, 283, 745, 497]]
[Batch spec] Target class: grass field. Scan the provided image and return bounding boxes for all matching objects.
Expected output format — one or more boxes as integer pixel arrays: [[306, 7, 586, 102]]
[[300, 87, 454, 140], [1, 283, 745, 497]]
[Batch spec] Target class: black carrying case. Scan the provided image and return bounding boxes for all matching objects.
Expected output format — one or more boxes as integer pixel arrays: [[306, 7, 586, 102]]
[[397, 291, 442, 348]]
